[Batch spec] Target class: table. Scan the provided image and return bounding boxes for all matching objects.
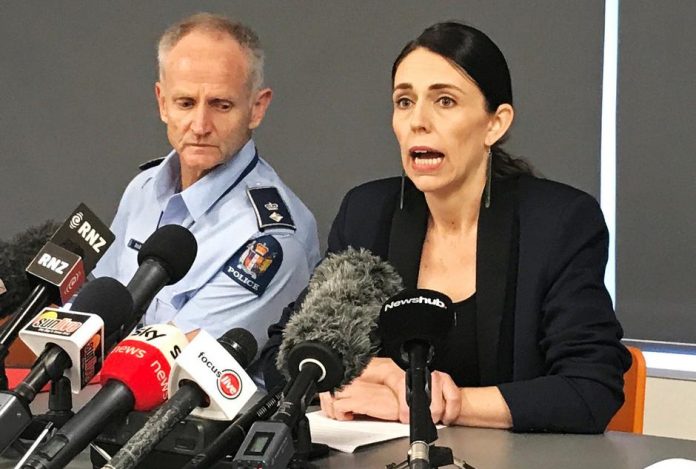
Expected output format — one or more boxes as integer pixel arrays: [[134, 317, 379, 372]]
[[314, 427, 696, 469], [3, 385, 696, 468]]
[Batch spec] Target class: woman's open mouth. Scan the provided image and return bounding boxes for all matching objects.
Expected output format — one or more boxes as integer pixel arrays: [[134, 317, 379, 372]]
[[409, 146, 444, 170]]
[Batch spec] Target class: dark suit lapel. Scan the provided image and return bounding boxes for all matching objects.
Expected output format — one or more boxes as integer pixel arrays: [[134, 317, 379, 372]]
[[387, 179, 428, 288], [476, 177, 518, 386], [387, 176, 518, 386]]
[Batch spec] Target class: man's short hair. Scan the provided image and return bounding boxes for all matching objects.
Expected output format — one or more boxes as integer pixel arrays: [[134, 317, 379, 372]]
[[157, 12, 265, 92]]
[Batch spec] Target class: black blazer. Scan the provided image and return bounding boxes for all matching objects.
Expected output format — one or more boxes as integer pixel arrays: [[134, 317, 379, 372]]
[[262, 175, 631, 433]]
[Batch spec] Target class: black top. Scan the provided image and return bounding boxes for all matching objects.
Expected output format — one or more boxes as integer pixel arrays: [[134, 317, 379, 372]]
[[436, 294, 480, 387], [261, 174, 631, 433]]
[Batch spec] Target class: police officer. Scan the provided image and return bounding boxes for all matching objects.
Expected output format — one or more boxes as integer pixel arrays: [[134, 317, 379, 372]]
[[92, 13, 320, 355]]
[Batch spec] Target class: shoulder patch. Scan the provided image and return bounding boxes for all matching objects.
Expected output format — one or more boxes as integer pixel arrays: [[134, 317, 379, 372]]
[[138, 157, 166, 171], [247, 187, 296, 231], [222, 235, 283, 296]]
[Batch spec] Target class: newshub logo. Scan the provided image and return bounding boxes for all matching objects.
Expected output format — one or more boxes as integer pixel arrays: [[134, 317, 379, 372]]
[[383, 296, 446, 311]]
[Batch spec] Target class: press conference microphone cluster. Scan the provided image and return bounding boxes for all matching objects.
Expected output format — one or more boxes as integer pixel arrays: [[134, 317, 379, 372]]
[[21, 323, 189, 469], [0, 204, 115, 365], [103, 328, 258, 469], [233, 247, 403, 469], [0, 277, 132, 454]]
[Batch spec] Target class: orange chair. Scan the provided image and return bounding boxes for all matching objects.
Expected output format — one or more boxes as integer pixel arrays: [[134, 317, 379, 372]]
[[607, 345, 646, 433]]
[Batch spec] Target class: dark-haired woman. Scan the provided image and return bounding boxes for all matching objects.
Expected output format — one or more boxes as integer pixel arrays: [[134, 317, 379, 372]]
[[262, 22, 631, 433]]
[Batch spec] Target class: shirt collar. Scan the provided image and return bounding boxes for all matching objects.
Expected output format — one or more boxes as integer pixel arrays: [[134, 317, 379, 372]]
[[152, 150, 181, 208], [184, 139, 258, 222]]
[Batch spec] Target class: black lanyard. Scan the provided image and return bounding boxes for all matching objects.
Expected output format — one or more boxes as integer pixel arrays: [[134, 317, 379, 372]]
[[157, 151, 260, 230]]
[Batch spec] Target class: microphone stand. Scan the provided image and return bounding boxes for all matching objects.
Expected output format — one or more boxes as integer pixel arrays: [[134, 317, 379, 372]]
[[0, 360, 7, 392], [403, 341, 465, 469], [282, 367, 325, 469], [405, 342, 437, 469], [22, 377, 74, 439]]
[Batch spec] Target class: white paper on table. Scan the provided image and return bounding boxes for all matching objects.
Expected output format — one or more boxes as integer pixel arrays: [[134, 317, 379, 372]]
[[645, 458, 696, 469], [307, 410, 444, 453]]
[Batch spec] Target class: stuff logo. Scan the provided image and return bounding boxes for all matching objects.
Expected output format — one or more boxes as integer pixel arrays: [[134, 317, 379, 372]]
[[70, 212, 84, 229], [217, 370, 242, 399]]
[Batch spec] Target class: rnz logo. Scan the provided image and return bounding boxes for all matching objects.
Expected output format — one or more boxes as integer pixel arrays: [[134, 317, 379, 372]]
[[38, 254, 69, 275], [69, 212, 84, 229], [75, 221, 107, 253], [383, 296, 447, 311]]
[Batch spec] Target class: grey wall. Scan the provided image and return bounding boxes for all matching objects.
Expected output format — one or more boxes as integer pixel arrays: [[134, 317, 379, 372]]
[[0, 1, 604, 245], [616, 1, 696, 342]]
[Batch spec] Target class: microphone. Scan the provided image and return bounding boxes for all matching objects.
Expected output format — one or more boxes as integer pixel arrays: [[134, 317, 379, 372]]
[[103, 328, 258, 469], [379, 289, 454, 469], [0, 220, 61, 319], [233, 247, 403, 468], [121, 224, 198, 337], [0, 277, 132, 455], [182, 386, 284, 469], [21, 323, 188, 469], [0, 206, 114, 364]]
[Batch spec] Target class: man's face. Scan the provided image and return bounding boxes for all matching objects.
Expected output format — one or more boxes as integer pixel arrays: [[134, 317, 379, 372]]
[[155, 30, 271, 179]]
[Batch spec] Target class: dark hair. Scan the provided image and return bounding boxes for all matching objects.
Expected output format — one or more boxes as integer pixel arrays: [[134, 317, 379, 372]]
[[392, 22, 532, 177]]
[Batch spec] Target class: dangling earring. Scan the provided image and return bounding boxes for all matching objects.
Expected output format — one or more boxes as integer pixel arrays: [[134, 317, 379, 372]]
[[484, 148, 492, 208], [399, 169, 406, 210]]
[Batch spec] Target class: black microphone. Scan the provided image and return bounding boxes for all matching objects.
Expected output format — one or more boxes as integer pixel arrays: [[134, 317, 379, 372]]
[[379, 289, 454, 469], [0, 220, 60, 320], [182, 386, 284, 469], [121, 224, 197, 337], [103, 328, 258, 469], [0, 277, 132, 455], [233, 247, 403, 468], [21, 324, 189, 469], [0, 206, 114, 365]]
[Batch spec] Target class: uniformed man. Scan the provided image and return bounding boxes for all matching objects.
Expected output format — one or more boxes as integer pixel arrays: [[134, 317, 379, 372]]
[[92, 13, 320, 358]]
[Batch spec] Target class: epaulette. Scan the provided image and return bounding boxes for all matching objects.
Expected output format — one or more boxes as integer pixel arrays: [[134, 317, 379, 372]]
[[247, 186, 296, 231], [138, 157, 166, 171]]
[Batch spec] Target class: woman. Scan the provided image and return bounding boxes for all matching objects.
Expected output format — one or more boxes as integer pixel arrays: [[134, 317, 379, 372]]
[[262, 22, 631, 433]]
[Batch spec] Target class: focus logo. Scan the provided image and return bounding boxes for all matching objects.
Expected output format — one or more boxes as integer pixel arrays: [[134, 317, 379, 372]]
[[217, 370, 242, 399]]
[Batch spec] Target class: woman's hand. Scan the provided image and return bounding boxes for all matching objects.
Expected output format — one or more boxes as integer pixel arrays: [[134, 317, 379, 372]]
[[319, 380, 400, 421], [367, 358, 462, 425], [430, 371, 462, 425], [320, 357, 463, 425]]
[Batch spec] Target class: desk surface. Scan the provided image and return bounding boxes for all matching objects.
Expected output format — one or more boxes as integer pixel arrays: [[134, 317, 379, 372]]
[[2, 427, 696, 468], [315, 427, 696, 469]]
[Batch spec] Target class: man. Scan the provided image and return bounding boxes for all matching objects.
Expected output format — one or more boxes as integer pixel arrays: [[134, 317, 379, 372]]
[[92, 13, 320, 354]]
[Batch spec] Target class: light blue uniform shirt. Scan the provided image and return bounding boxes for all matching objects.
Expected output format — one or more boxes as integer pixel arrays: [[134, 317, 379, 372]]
[[92, 139, 321, 353]]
